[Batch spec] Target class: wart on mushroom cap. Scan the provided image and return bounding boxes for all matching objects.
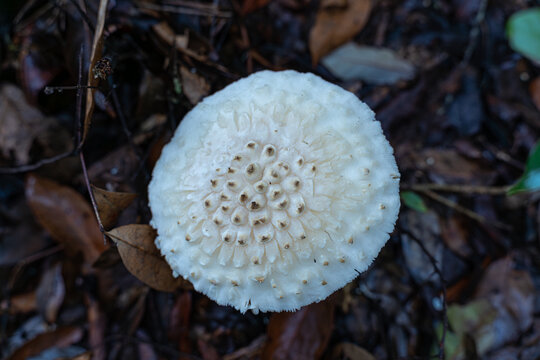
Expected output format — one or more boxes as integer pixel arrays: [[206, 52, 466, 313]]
[[149, 70, 400, 313]]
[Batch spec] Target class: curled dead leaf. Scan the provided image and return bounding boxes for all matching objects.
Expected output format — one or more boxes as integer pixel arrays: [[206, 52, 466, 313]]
[[181, 66, 210, 105], [106, 224, 191, 292], [0, 84, 56, 165], [309, 0, 372, 64], [25, 174, 107, 266], [91, 185, 137, 229], [262, 299, 335, 360], [36, 263, 65, 323]]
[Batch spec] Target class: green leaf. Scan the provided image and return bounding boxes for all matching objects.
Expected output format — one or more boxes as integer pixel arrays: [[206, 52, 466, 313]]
[[506, 8, 540, 62], [401, 191, 428, 212], [508, 142, 540, 195]]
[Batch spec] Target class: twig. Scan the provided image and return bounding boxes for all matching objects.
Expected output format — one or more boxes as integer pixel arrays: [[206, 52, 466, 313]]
[[406, 183, 509, 195], [74, 47, 107, 242], [137, 0, 232, 18], [462, 0, 489, 65], [44, 85, 98, 94], [0, 151, 73, 174], [418, 189, 510, 230]]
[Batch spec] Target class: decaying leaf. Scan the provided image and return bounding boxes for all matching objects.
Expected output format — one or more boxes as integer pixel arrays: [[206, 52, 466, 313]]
[[106, 224, 189, 292], [91, 185, 137, 229], [309, 0, 372, 64], [0, 291, 37, 315], [35, 263, 65, 323], [180, 66, 210, 105], [25, 174, 107, 266], [152, 22, 189, 51], [7, 326, 83, 360], [262, 299, 335, 360], [0, 84, 56, 164], [321, 43, 416, 84]]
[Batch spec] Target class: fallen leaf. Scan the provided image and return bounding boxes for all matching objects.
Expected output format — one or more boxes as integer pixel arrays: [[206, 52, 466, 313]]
[[106, 224, 188, 292], [440, 217, 473, 258], [529, 77, 540, 112], [309, 0, 372, 64], [91, 186, 137, 230], [262, 299, 335, 360], [507, 141, 540, 195], [447, 67, 484, 136], [328, 342, 376, 360], [1, 291, 37, 315], [321, 43, 416, 84], [152, 22, 189, 51], [0, 199, 52, 266], [86, 295, 106, 360], [7, 326, 83, 360], [414, 149, 496, 185], [197, 339, 220, 360], [506, 8, 540, 63], [25, 174, 107, 266], [181, 66, 210, 105], [36, 263, 65, 323], [399, 210, 443, 284], [0, 84, 55, 164], [168, 292, 192, 355], [475, 256, 535, 332], [82, 0, 109, 146], [85, 145, 139, 186], [400, 191, 427, 213], [444, 256, 535, 358]]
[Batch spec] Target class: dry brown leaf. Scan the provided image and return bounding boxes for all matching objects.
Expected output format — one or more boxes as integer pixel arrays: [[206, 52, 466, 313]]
[[168, 292, 192, 355], [7, 326, 83, 360], [262, 299, 335, 360], [181, 66, 210, 105], [106, 224, 189, 292], [1, 291, 37, 315], [309, 0, 372, 64], [152, 22, 189, 50], [91, 185, 137, 229], [36, 263, 65, 323], [25, 174, 107, 265], [86, 294, 107, 360], [530, 76, 540, 112], [0, 84, 55, 164], [82, 0, 109, 146]]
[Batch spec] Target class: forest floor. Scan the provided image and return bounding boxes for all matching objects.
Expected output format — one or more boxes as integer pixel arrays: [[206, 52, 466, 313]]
[[1, 0, 540, 359]]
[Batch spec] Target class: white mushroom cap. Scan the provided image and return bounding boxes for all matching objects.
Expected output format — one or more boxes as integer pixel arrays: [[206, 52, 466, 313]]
[[148, 70, 400, 313]]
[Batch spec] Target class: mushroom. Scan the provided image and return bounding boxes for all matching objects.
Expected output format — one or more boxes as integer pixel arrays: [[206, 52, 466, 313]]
[[149, 70, 400, 313]]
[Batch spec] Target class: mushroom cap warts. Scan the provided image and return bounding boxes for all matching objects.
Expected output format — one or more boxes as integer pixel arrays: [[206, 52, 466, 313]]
[[149, 70, 400, 313]]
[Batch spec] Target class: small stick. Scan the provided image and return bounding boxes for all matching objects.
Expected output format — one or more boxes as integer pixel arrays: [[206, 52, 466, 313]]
[[406, 183, 509, 195], [74, 47, 107, 242], [419, 189, 510, 230]]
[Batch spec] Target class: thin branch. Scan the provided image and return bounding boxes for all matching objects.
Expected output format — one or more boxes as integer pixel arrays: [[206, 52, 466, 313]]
[[137, 0, 232, 18], [74, 47, 107, 242], [0, 151, 74, 174], [405, 183, 509, 195], [418, 189, 510, 230]]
